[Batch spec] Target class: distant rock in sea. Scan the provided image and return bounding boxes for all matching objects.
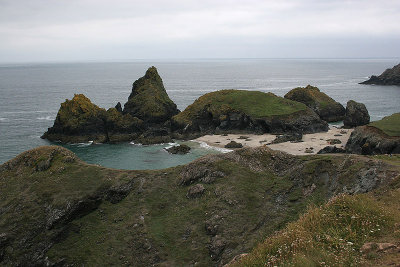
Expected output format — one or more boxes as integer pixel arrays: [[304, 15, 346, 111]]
[[360, 63, 400, 85], [343, 100, 370, 128], [284, 85, 345, 122]]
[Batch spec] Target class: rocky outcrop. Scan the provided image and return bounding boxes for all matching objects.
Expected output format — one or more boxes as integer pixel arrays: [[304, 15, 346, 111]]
[[317, 146, 346, 154], [41, 94, 144, 143], [123, 66, 179, 123], [42, 67, 178, 144], [224, 141, 243, 148], [284, 85, 345, 122], [172, 90, 328, 135], [343, 100, 370, 128], [166, 144, 191, 154], [360, 63, 400, 85], [346, 126, 400, 155]]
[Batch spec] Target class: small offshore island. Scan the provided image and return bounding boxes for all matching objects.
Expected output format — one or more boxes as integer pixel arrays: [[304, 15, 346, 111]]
[[1, 66, 400, 266]]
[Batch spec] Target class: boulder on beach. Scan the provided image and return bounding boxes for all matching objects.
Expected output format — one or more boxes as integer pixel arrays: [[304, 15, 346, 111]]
[[343, 100, 370, 128], [284, 85, 345, 122], [225, 141, 243, 148], [172, 89, 328, 135], [360, 63, 400, 85]]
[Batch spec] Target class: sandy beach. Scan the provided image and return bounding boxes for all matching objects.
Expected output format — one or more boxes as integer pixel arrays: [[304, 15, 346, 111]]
[[194, 127, 353, 155]]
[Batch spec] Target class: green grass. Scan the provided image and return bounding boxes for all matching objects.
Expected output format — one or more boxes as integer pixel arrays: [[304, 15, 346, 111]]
[[235, 192, 400, 266], [284, 85, 339, 109], [369, 113, 400, 137], [174, 90, 307, 124]]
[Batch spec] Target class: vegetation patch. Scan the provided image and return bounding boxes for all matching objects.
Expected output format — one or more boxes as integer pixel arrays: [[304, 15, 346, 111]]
[[369, 113, 400, 137]]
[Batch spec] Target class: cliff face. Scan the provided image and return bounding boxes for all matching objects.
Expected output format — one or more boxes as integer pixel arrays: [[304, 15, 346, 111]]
[[172, 89, 329, 135], [1, 146, 399, 266], [360, 63, 400, 85], [123, 66, 179, 123], [284, 85, 345, 122], [346, 113, 400, 155]]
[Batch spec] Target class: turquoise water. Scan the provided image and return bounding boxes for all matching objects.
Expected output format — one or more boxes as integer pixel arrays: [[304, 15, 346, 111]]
[[0, 59, 399, 168]]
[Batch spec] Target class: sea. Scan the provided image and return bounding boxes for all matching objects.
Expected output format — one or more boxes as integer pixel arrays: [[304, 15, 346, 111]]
[[0, 59, 399, 169]]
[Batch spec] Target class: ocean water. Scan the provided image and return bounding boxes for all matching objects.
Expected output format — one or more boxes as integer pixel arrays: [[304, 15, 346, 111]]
[[0, 59, 399, 168]]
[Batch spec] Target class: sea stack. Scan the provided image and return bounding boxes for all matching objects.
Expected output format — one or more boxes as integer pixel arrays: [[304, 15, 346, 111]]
[[343, 100, 370, 128], [123, 66, 179, 123], [360, 63, 400, 85]]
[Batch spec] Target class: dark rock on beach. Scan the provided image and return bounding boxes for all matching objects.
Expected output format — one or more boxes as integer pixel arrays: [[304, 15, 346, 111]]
[[284, 85, 345, 122], [343, 100, 370, 128], [224, 141, 243, 148], [270, 133, 303, 144], [360, 63, 400, 85], [317, 146, 346, 154]]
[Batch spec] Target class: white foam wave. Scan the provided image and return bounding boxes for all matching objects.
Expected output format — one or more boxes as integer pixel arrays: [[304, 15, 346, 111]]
[[129, 141, 142, 146], [37, 116, 54, 121], [164, 142, 179, 149], [76, 141, 93, 147], [194, 141, 232, 153], [0, 117, 9, 122]]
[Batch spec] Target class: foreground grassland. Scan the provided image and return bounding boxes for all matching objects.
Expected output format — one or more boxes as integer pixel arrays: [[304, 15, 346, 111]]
[[1, 146, 399, 266], [369, 113, 400, 137]]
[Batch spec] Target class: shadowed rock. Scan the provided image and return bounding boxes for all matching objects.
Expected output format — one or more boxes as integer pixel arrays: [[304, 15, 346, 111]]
[[343, 100, 370, 128]]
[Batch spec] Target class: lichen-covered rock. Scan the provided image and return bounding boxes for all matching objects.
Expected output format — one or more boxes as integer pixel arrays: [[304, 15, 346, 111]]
[[344, 100, 370, 128], [166, 144, 191, 155], [172, 90, 328, 135], [284, 85, 345, 122], [360, 63, 400, 85], [123, 66, 179, 123], [187, 184, 205, 198]]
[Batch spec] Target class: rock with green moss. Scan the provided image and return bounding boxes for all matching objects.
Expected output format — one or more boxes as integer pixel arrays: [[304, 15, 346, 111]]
[[284, 85, 345, 122], [346, 113, 400, 154], [172, 89, 328, 135], [42, 94, 144, 143], [123, 66, 179, 123]]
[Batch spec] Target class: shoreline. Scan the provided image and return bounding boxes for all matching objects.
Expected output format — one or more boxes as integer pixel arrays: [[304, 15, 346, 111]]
[[194, 127, 353, 155]]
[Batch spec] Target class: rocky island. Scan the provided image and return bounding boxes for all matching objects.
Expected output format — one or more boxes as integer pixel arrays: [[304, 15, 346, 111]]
[[360, 63, 400, 85], [1, 145, 399, 266], [284, 85, 345, 122], [42, 67, 330, 144]]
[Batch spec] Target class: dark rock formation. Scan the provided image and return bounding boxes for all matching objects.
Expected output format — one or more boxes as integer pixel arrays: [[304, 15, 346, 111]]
[[41, 94, 144, 143], [270, 133, 303, 144], [123, 66, 179, 123], [166, 144, 191, 154], [346, 126, 400, 155], [173, 90, 328, 135], [343, 100, 370, 128], [317, 146, 346, 154], [284, 85, 345, 122], [115, 102, 123, 113], [327, 139, 342, 145], [225, 141, 243, 148], [360, 63, 400, 85]]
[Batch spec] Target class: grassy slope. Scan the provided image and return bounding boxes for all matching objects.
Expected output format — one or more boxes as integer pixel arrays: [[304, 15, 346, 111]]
[[369, 113, 400, 137], [174, 90, 307, 124], [235, 155, 400, 266], [1, 146, 399, 266]]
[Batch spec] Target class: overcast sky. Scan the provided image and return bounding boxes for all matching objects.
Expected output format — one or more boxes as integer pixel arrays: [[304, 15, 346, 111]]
[[1, 0, 399, 62]]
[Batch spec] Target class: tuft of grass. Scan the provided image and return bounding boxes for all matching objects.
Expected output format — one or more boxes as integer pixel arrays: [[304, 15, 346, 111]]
[[369, 113, 400, 137]]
